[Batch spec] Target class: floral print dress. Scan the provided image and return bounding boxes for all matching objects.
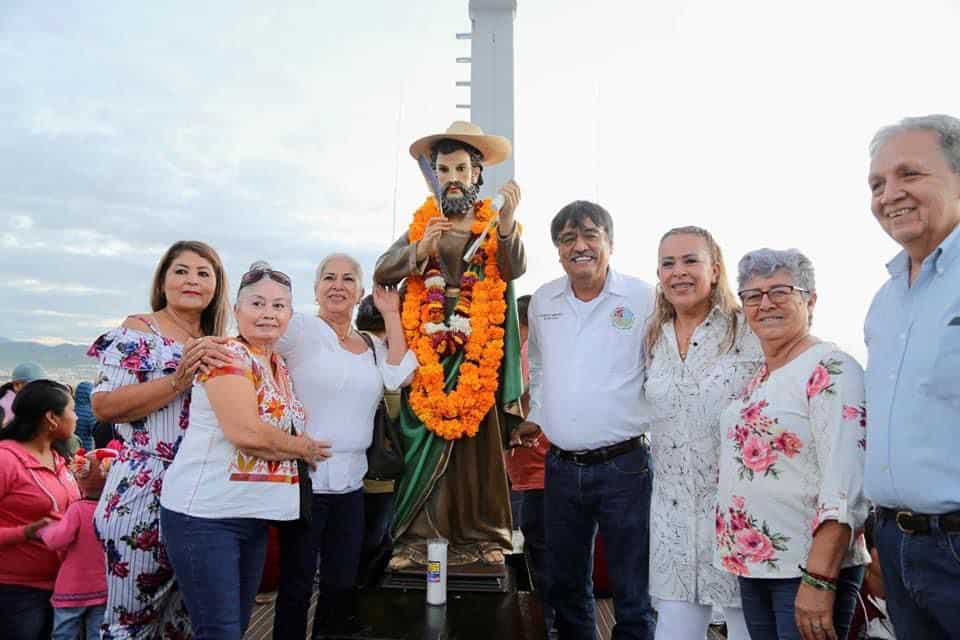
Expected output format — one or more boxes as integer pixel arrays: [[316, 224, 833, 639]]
[[645, 308, 762, 607], [88, 316, 192, 640], [715, 342, 870, 579]]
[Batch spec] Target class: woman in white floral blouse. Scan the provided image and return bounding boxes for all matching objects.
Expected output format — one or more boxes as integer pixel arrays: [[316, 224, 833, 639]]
[[160, 261, 330, 639], [644, 226, 761, 640], [716, 249, 869, 640]]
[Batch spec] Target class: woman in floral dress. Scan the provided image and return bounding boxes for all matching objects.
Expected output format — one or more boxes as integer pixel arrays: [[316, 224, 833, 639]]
[[644, 226, 761, 640], [715, 249, 869, 640], [88, 241, 231, 639]]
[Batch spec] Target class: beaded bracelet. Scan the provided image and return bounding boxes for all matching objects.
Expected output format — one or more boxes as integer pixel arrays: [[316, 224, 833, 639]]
[[798, 566, 837, 592]]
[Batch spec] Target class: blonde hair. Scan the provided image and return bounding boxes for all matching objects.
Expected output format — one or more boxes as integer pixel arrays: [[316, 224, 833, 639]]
[[150, 240, 230, 337], [643, 226, 740, 361]]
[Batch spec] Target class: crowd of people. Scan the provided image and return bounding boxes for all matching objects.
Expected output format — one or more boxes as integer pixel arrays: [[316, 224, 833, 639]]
[[0, 112, 957, 640]]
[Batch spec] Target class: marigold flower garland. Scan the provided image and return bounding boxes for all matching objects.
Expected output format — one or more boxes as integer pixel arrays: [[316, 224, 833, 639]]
[[402, 197, 508, 440]]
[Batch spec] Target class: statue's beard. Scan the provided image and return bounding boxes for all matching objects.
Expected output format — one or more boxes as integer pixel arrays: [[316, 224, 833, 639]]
[[440, 181, 479, 217]]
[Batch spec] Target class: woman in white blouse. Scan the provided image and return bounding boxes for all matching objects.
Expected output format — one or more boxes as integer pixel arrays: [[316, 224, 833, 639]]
[[716, 249, 869, 640], [160, 261, 330, 639], [644, 226, 760, 640], [273, 253, 417, 639]]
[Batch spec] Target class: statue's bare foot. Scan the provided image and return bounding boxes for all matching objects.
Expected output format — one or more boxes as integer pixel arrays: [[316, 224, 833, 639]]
[[479, 543, 506, 565], [388, 545, 419, 571]]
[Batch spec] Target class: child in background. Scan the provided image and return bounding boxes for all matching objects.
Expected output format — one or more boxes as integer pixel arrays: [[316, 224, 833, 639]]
[[40, 448, 115, 640]]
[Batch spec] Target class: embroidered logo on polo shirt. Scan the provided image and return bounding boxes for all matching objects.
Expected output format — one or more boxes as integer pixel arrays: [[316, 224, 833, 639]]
[[610, 306, 635, 331]]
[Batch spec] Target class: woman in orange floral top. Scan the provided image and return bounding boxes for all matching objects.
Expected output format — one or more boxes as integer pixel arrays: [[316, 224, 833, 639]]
[[715, 249, 869, 640], [160, 261, 330, 640]]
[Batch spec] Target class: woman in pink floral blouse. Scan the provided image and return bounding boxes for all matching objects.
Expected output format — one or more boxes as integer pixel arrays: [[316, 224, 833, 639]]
[[715, 248, 869, 640]]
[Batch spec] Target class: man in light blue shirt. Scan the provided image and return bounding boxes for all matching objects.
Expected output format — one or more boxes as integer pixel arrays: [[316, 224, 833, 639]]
[[864, 114, 960, 638]]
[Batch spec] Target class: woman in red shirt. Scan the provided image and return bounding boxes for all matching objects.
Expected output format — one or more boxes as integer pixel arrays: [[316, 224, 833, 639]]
[[0, 380, 81, 640]]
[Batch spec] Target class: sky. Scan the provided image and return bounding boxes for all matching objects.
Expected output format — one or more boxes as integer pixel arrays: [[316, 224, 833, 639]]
[[2, 0, 959, 362]]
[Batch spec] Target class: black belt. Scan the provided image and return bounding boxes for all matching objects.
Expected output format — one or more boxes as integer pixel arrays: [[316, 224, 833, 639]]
[[876, 507, 960, 535], [550, 436, 645, 466]]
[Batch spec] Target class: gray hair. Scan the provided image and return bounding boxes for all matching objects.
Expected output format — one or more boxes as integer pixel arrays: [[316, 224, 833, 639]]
[[737, 248, 815, 291], [869, 114, 960, 175], [237, 260, 292, 301], [314, 253, 364, 286]]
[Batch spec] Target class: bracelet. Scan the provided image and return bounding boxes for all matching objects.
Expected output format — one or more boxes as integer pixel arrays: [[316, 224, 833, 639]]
[[798, 565, 838, 583], [799, 566, 837, 591], [800, 573, 837, 591], [168, 376, 179, 392]]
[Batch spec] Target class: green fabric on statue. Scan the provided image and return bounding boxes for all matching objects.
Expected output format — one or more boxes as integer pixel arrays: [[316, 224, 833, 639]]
[[392, 281, 524, 536]]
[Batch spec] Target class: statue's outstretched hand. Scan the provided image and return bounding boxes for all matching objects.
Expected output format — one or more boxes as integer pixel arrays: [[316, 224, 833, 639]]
[[497, 180, 521, 232], [416, 215, 453, 261]]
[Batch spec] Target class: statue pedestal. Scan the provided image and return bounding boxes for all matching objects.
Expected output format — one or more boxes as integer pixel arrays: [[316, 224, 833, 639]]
[[322, 555, 545, 639], [381, 558, 512, 593]]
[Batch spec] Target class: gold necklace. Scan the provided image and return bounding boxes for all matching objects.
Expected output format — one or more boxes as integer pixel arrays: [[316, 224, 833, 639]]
[[321, 316, 353, 342], [163, 308, 202, 340]]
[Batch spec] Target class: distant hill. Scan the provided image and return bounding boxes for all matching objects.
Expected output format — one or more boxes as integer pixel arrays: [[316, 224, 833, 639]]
[[0, 340, 91, 371]]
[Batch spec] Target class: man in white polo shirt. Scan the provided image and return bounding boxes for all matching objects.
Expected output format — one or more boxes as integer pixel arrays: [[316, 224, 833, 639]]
[[514, 200, 656, 640]]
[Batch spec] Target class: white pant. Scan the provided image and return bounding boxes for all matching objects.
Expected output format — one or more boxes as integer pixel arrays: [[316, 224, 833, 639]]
[[653, 600, 749, 640]]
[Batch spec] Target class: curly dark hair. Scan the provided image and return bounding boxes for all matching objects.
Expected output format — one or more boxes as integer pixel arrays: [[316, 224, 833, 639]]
[[430, 139, 485, 188]]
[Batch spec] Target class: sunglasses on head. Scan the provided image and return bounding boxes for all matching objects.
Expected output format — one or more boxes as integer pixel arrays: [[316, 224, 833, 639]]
[[239, 268, 292, 291]]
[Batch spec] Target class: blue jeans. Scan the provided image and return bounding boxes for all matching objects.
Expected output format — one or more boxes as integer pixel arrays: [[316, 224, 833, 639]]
[[544, 444, 656, 640], [874, 512, 960, 638], [521, 489, 555, 635], [52, 604, 106, 640], [738, 565, 864, 640], [274, 489, 365, 640], [357, 491, 395, 586], [0, 584, 52, 640], [160, 508, 268, 640]]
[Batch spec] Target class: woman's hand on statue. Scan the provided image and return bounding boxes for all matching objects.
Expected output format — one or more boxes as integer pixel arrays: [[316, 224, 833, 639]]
[[373, 285, 401, 314], [416, 216, 452, 261], [497, 179, 521, 233]]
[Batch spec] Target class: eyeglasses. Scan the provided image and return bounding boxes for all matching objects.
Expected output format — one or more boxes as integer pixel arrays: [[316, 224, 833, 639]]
[[239, 268, 292, 291], [738, 284, 809, 307]]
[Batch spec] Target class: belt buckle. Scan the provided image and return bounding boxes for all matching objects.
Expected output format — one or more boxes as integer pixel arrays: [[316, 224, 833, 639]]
[[895, 510, 918, 534]]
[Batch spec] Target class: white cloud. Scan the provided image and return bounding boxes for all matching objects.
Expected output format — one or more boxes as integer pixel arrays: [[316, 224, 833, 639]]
[[5, 279, 123, 296], [29, 107, 118, 139], [17, 309, 122, 329], [29, 336, 84, 346], [9, 215, 33, 230]]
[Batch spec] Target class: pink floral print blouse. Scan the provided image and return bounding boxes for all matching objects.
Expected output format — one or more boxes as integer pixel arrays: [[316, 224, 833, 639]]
[[715, 342, 870, 579]]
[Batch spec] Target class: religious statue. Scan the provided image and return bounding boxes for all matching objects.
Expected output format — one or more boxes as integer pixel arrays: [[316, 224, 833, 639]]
[[374, 121, 525, 570]]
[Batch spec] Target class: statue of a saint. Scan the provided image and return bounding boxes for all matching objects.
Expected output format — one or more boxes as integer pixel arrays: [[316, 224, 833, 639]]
[[374, 121, 525, 570]]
